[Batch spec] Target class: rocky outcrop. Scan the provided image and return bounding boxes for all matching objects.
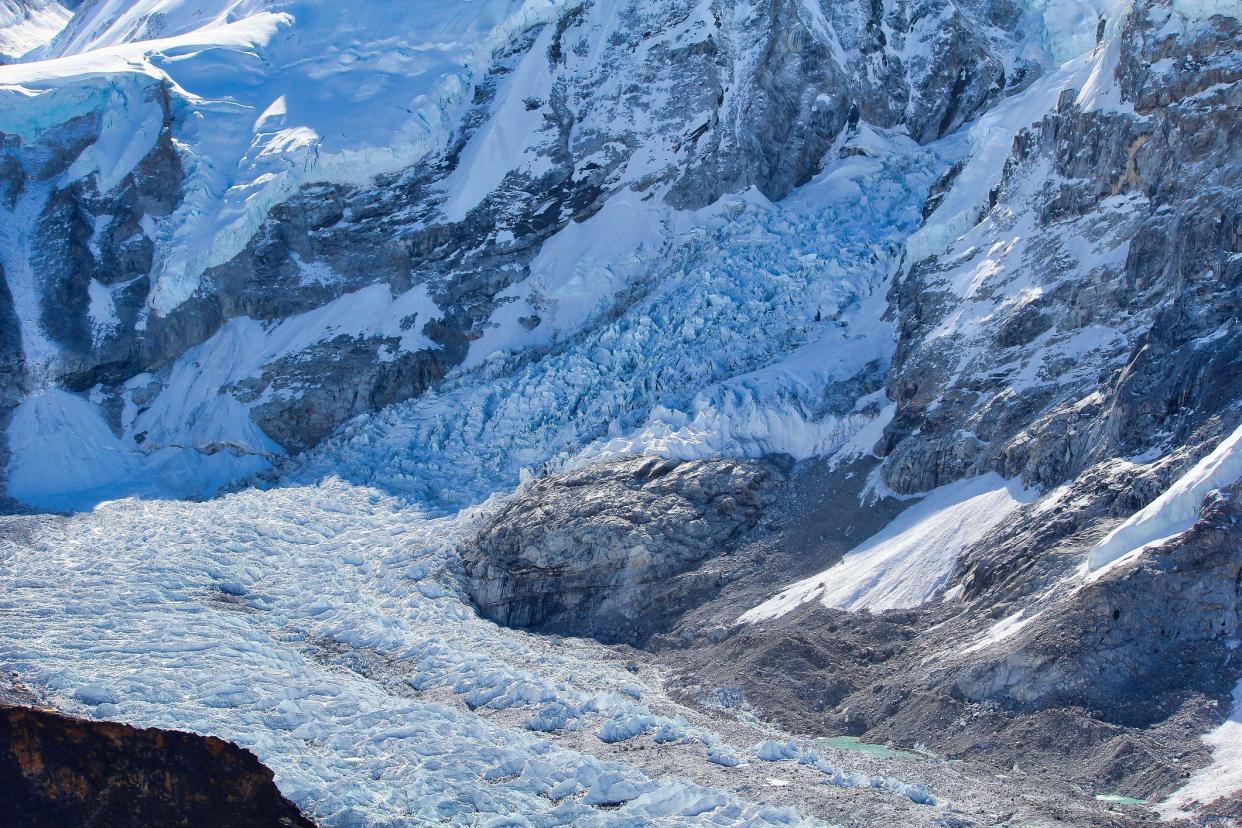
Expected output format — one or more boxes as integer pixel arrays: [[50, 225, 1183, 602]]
[[462, 455, 786, 644], [956, 481, 1242, 716], [879, 0, 1242, 498], [0, 703, 316, 827]]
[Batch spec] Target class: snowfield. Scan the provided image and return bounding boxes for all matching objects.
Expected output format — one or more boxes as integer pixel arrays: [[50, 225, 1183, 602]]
[[0, 0, 70, 61]]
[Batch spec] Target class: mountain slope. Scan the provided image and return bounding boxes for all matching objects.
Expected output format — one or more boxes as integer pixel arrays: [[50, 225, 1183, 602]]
[[0, 0, 1239, 824]]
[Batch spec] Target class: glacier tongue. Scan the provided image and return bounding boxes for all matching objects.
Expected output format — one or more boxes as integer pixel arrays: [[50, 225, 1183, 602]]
[[0, 478, 946, 825]]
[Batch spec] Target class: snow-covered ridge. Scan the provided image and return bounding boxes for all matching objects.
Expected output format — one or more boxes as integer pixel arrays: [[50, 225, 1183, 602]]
[[1087, 419, 1242, 574], [739, 474, 1036, 623], [1, 0, 572, 315]]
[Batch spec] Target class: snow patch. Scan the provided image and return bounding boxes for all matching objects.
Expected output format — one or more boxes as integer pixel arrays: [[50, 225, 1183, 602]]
[[740, 474, 1036, 622], [1087, 420, 1242, 574], [1159, 678, 1242, 817]]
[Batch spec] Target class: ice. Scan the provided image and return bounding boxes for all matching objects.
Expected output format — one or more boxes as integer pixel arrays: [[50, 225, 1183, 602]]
[[0, 481, 838, 825], [1172, 0, 1242, 20], [740, 475, 1036, 623], [1087, 420, 1242, 574], [292, 135, 942, 512], [598, 710, 659, 743], [756, 740, 802, 761]]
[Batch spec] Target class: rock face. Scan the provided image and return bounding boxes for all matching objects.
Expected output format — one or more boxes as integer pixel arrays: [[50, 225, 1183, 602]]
[[879, 0, 1242, 498], [462, 456, 785, 644], [0, 703, 317, 828], [0, 0, 1049, 509], [955, 481, 1242, 716]]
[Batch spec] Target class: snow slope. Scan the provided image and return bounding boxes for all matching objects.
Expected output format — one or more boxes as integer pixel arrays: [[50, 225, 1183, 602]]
[[0, 0, 570, 315], [0, 0, 70, 61], [1087, 420, 1242, 573], [7, 283, 443, 511], [740, 475, 1036, 622], [1159, 676, 1242, 818]]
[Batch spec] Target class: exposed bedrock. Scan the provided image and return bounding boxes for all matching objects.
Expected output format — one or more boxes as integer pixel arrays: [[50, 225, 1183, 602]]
[[0, 703, 317, 828], [461, 455, 787, 645], [956, 483, 1242, 718], [879, 2, 1242, 498]]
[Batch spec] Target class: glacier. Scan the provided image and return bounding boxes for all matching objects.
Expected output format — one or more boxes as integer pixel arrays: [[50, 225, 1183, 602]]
[[0, 0, 1240, 823]]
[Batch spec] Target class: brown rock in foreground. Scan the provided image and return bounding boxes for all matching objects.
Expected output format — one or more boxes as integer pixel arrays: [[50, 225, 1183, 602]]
[[0, 703, 317, 828]]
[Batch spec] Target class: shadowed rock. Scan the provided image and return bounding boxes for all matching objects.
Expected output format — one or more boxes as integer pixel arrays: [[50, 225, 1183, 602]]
[[0, 704, 317, 828]]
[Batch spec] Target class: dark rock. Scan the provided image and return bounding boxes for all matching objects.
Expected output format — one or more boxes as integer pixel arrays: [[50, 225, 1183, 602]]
[[462, 455, 786, 645], [0, 703, 317, 828]]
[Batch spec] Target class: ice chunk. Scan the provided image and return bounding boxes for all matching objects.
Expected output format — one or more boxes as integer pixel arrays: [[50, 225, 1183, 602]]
[[755, 740, 801, 761]]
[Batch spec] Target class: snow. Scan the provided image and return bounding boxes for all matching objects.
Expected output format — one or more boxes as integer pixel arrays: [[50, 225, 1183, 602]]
[[0, 0, 70, 61], [6, 283, 442, 511], [1159, 678, 1242, 817], [0, 0, 574, 316], [1087, 420, 1242, 574], [86, 278, 120, 344], [6, 388, 270, 511], [905, 51, 1096, 266], [740, 475, 1036, 622], [1172, 0, 1242, 21], [961, 608, 1045, 655], [438, 21, 557, 222], [461, 190, 673, 370]]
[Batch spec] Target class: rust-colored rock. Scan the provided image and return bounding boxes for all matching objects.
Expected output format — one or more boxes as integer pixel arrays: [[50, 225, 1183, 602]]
[[0, 704, 317, 828]]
